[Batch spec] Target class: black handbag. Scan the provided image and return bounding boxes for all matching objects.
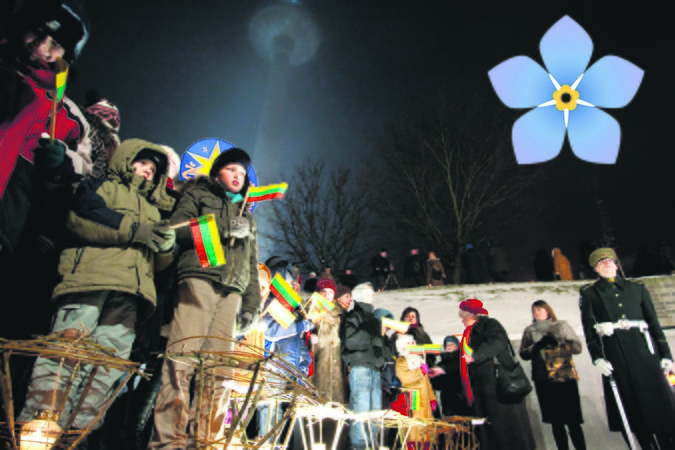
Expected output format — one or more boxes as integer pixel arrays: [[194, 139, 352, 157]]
[[494, 340, 533, 403]]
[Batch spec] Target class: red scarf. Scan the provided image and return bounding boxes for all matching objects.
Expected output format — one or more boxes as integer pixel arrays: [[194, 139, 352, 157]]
[[460, 324, 475, 406]]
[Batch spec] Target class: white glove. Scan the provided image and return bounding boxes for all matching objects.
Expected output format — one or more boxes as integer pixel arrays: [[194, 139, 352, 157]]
[[594, 358, 614, 377], [661, 359, 673, 372], [594, 322, 615, 337], [229, 217, 250, 239]]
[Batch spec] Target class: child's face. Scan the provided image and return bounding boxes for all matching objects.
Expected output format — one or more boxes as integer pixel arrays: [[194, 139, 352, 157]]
[[218, 163, 246, 193], [445, 342, 458, 353], [132, 159, 157, 181], [23, 31, 64, 63]]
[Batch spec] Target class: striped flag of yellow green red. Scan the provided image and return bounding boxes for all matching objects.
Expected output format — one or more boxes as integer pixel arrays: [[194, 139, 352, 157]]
[[462, 338, 473, 356], [54, 57, 69, 103], [266, 299, 296, 329], [247, 183, 288, 203], [310, 292, 335, 312], [270, 273, 302, 311], [411, 390, 421, 411], [189, 214, 226, 268], [408, 344, 442, 355]]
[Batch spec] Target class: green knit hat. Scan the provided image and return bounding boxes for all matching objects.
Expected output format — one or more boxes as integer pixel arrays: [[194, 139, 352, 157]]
[[589, 248, 618, 268]]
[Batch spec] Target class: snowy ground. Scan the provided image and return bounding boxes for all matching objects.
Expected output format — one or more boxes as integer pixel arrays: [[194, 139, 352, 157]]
[[374, 280, 675, 449]]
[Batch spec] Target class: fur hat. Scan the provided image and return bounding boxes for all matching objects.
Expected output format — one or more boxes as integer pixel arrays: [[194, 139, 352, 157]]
[[459, 298, 488, 316], [19, 0, 90, 63], [396, 333, 416, 355], [589, 248, 618, 268], [316, 278, 337, 295], [209, 147, 251, 177]]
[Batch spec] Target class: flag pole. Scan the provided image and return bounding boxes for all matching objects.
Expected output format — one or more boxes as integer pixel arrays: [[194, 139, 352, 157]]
[[230, 186, 251, 246]]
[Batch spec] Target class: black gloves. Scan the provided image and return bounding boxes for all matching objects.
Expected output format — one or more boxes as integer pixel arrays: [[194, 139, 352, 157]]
[[237, 312, 257, 334], [534, 334, 559, 350], [131, 220, 175, 252]]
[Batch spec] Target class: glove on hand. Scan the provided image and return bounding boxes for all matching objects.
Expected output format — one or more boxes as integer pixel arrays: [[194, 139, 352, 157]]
[[595, 322, 615, 337], [153, 221, 176, 253], [661, 359, 673, 372], [230, 217, 250, 239], [535, 335, 558, 350], [430, 400, 437, 412], [237, 312, 257, 335], [594, 358, 614, 377], [131, 222, 174, 252], [420, 364, 429, 375], [35, 133, 66, 168]]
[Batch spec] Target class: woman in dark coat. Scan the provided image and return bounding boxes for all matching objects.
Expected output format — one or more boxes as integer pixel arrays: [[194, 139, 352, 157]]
[[520, 300, 586, 450], [458, 299, 536, 450]]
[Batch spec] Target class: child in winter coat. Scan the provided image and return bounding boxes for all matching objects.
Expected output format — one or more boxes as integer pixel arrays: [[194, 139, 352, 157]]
[[18, 139, 176, 432], [0, 0, 92, 261], [395, 333, 437, 449], [151, 147, 262, 449]]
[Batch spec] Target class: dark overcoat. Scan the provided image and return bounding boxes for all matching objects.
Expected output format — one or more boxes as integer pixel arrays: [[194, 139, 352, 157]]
[[467, 316, 536, 450], [579, 276, 675, 433]]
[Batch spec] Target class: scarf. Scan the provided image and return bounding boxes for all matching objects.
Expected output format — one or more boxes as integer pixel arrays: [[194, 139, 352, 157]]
[[226, 191, 244, 203], [460, 323, 475, 406]]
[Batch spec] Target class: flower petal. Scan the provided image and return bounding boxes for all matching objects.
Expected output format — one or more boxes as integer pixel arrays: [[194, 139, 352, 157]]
[[568, 106, 621, 164], [488, 56, 552, 108], [512, 107, 566, 164], [578, 56, 644, 108], [540, 16, 593, 85]]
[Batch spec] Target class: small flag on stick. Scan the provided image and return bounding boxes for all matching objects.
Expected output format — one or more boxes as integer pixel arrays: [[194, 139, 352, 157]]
[[310, 292, 335, 312], [407, 344, 442, 355], [381, 318, 410, 335], [265, 299, 296, 329], [247, 183, 288, 203], [188, 214, 226, 268], [411, 390, 421, 410], [50, 57, 69, 143], [270, 273, 303, 311]]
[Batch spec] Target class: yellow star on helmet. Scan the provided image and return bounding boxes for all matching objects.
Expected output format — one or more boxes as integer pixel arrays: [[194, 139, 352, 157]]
[[186, 141, 224, 178]]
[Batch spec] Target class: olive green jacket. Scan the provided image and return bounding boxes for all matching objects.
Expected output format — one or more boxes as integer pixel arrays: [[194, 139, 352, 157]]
[[53, 139, 176, 317], [170, 176, 261, 316]]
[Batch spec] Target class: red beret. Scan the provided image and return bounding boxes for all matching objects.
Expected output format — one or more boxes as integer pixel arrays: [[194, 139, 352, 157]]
[[459, 298, 488, 315]]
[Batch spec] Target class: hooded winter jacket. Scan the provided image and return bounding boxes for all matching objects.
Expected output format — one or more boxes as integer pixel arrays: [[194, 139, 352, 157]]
[[170, 176, 261, 316], [52, 139, 175, 317]]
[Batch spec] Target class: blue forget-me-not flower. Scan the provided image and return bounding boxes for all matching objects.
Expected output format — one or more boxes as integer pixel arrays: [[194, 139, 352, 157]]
[[488, 16, 643, 164]]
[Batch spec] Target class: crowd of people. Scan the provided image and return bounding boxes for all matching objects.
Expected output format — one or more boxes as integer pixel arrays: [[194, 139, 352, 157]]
[[3, 2, 675, 450]]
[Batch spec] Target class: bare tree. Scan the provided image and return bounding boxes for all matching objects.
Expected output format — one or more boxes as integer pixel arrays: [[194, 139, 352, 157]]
[[368, 89, 538, 284], [262, 160, 373, 273]]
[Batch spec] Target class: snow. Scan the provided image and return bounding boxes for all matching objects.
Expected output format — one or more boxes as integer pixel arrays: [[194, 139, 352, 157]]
[[373, 280, 675, 449]]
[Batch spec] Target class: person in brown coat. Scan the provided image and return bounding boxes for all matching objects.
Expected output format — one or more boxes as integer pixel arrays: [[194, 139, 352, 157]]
[[426, 252, 446, 287], [395, 333, 437, 448], [553, 248, 574, 281]]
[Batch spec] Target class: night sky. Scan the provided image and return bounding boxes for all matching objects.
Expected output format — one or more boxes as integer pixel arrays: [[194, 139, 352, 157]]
[[23, 1, 675, 278]]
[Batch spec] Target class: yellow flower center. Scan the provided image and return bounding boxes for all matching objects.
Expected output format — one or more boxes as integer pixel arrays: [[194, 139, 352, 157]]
[[552, 85, 580, 111]]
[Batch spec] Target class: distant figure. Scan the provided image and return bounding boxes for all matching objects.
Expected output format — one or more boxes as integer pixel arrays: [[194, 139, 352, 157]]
[[371, 249, 391, 292], [487, 240, 509, 282], [658, 240, 675, 274], [462, 244, 483, 284], [577, 239, 597, 279], [426, 252, 446, 287], [320, 265, 335, 281], [552, 248, 573, 281], [404, 248, 426, 287], [533, 249, 555, 281], [339, 269, 359, 289], [303, 272, 318, 293], [633, 247, 660, 278]]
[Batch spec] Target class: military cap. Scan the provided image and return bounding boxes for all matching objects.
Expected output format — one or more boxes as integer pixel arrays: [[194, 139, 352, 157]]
[[589, 248, 618, 268]]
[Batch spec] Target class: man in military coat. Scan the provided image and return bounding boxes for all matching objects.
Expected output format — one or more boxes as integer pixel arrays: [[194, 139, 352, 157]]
[[580, 248, 675, 449]]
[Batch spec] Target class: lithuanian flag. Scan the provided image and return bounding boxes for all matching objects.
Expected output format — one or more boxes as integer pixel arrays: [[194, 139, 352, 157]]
[[411, 390, 421, 411], [462, 337, 473, 356], [247, 183, 288, 203], [189, 214, 226, 268], [270, 273, 302, 311], [310, 292, 334, 312], [266, 299, 296, 329], [54, 57, 69, 103], [408, 344, 443, 355]]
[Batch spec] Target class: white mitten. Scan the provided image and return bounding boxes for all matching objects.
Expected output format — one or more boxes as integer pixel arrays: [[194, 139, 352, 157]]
[[593, 358, 614, 377], [594, 322, 615, 337], [661, 359, 673, 372]]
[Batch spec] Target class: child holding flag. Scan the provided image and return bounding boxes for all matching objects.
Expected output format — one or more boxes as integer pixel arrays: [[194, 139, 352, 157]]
[[151, 147, 262, 449], [0, 0, 92, 262]]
